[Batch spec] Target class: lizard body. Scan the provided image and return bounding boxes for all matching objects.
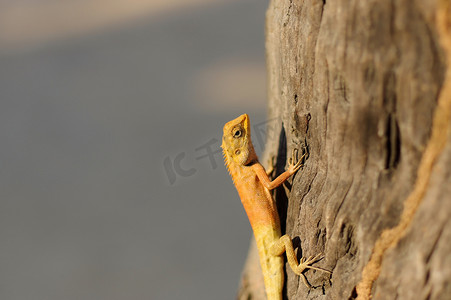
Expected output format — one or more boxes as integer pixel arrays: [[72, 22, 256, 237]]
[[222, 114, 330, 300]]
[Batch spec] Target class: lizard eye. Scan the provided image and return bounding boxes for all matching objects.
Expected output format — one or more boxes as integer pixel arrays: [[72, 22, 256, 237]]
[[233, 128, 242, 138]]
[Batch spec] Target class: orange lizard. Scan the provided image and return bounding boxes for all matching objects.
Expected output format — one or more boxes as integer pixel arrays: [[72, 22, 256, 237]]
[[222, 114, 330, 300]]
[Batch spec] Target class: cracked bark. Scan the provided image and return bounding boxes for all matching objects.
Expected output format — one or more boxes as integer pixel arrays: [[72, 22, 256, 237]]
[[238, 0, 451, 299]]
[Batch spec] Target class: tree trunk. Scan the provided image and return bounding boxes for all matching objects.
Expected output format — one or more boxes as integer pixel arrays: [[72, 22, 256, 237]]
[[238, 0, 451, 299]]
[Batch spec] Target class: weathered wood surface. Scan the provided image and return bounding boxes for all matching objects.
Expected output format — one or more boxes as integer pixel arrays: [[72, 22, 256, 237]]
[[239, 0, 451, 299]]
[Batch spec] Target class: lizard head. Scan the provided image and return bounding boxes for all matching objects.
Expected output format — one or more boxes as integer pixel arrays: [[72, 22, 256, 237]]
[[221, 114, 257, 166]]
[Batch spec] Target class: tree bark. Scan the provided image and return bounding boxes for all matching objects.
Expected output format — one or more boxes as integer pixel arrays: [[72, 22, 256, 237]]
[[238, 0, 451, 299]]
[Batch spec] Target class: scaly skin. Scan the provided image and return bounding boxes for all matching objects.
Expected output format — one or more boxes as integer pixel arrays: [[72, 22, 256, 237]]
[[222, 114, 330, 300]]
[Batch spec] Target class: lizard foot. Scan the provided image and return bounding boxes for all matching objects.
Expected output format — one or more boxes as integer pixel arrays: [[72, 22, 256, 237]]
[[295, 253, 331, 288], [287, 148, 307, 174]]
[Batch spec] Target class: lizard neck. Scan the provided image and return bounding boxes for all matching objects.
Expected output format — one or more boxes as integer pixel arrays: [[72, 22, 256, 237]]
[[222, 130, 257, 162], [223, 148, 242, 184], [223, 142, 258, 181]]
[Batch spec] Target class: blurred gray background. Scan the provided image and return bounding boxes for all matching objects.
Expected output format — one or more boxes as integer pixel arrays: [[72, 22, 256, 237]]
[[0, 0, 268, 299]]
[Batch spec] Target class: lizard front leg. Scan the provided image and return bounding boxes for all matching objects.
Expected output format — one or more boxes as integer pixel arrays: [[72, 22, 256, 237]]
[[253, 149, 306, 190], [270, 235, 331, 288]]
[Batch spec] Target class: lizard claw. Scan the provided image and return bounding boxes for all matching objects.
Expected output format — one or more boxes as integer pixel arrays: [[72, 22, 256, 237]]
[[295, 253, 331, 275], [288, 148, 307, 174]]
